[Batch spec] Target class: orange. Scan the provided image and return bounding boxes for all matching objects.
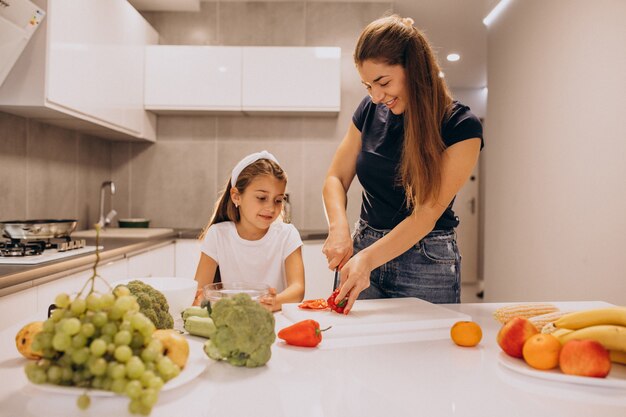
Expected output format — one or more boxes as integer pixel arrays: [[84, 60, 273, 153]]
[[522, 333, 561, 370], [450, 321, 483, 347]]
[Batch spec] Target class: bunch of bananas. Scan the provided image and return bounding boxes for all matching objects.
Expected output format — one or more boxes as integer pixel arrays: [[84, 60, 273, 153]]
[[545, 307, 626, 364]]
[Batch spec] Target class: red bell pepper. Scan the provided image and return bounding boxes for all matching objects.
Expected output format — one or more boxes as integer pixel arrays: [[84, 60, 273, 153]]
[[278, 319, 331, 347], [327, 288, 348, 314]]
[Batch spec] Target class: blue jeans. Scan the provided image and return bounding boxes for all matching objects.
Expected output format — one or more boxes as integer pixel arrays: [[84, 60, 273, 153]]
[[340, 219, 461, 304]]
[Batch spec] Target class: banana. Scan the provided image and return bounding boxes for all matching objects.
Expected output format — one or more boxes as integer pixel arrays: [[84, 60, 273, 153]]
[[554, 307, 626, 330], [550, 328, 574, 339], [557, 325, 626, 351], [609, 350, 626, 365]]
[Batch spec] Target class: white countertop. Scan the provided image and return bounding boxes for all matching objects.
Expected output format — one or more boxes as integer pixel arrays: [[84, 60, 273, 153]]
[[0, 301, 624, 417]]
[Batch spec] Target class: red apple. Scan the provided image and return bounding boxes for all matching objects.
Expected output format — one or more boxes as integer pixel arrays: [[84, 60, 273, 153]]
[[559, 339, 611, 378], [496, 316, 538, 358]]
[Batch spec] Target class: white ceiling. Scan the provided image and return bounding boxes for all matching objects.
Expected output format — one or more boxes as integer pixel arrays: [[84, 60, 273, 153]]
[[130, 0, 498, 89]]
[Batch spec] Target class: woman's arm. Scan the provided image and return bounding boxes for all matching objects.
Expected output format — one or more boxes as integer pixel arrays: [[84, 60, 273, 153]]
[[335, 138, 482, 313], [266, 247, 305, 312], [322, 122, 362, 270], [192, 253, 218, 305]]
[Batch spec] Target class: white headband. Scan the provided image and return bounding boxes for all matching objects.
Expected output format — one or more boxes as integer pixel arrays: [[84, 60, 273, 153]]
[[231, 150, 280, 187]]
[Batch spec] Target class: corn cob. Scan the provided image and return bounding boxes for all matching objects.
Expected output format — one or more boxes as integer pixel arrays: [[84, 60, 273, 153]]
[[493, 303, 559, 324], [529, 311, 569, 332]]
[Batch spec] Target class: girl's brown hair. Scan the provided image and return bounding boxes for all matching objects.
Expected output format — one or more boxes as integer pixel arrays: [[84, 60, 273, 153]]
[[199, 158, 287, 240], [354, 14, 453, 208]]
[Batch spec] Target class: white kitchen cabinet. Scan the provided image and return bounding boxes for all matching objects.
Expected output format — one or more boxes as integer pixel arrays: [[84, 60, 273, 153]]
[[301, 241, 334, 299], [0, 0, 158, 141], [175, 239, 201, 279], [144, 46, 242, 113], [242, 47, 341, 114], [0, 286, 38, 331], [127, 243, 175, 278]]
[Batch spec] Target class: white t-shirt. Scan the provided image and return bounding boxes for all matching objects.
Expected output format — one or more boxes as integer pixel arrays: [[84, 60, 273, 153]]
[[200, 221, 303, 292]]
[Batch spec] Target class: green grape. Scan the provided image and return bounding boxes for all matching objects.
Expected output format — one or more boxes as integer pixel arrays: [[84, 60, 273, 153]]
[[111, 378, 128, 394], [119, 320, 132, 332], [140, 346, 158, 363], [52, 332, 72, 351], [114, 296, 135, 314], [89, 357, 107, 376], [128, 399, 142, 414], [86, 293, 102, 311], [145, 362, 156, 372], [114, 285, 130, 297], [109, 362, 126, 380], [50, 308, 65, 322], [140, 388, 159, 408], [114, 330, 132, 346], [100, 334, 113, 345], [126, 356, 146, 380], [125, 380, 142, 399], [114, 345, 133, 363], [89, 338, 107, 357], [147, 376, 164, 390], [77, 393, 90, 410], [107, 343, 117, 355], [156, 356, 177, 381], [130, 313, 148, 331], [31, 338, 42, 353], [130, 333, 145, 350], [37, 358, 51, 371], [109, 306, 124, 321], [71, 333, 87, 349], [61, 317, 81, 335], [55, 293, 71, 308], [42, 319, 55, 333], [80, 322, 96, 338], [47, 365, 63, 384], [26, 366, 48, 384], [92, 311, 108, 328], [140, 322, 156, 339], [61, 367, 74, 382], [139, 370, 155, 388], [92, 375, 104, 389], [63, 309, 77, 318], [36, 332, 53, 350], [101, 292, 115, 308], [71, 347, 90, 365], [102, 377, 113, 391], [70, 298, 87, 315], [57, 352, 73, 367], [101, 322, 118, 337]]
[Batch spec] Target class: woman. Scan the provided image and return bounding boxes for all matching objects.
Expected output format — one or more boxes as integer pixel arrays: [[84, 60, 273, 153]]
[[322, 15, 483, 313]]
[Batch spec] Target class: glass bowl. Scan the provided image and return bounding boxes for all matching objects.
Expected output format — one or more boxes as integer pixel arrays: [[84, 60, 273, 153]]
[[202, 281, 274, 307]]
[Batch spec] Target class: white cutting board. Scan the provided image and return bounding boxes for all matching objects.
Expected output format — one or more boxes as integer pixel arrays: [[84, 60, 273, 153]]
[[282, 298, 471, 339]]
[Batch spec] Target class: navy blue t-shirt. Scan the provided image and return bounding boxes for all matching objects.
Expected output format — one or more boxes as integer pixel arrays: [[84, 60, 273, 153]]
[[352, 96, 484, 230]]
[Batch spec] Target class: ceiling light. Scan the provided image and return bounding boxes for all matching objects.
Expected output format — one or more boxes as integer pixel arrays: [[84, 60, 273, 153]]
[[446, 53, 460, 62], [483, 0, 513, 26]]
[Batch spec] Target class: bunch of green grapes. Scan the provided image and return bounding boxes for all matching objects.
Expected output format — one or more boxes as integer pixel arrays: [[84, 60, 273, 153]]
[[25, 286, 181, 415]]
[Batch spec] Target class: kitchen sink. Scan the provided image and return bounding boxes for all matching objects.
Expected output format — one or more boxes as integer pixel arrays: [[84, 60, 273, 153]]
[[72, 228, 175, 239]]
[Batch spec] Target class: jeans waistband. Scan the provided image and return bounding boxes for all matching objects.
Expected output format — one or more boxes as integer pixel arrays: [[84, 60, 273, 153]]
[[355, 218, 455, 240]]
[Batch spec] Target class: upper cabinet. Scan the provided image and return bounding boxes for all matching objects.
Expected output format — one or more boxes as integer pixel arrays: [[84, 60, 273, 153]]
[[144, 46, 242, 113], [0, 0, 158, 141], [242, 47, 341, 115], [143, 46, 341, 116]]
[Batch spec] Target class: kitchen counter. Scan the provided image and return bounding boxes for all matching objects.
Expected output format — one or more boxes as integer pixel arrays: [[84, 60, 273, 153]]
[[0, 228, 328, 297], [0, 301, 624, 417]]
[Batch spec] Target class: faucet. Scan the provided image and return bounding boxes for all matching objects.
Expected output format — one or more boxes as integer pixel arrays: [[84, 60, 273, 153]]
[[97, 181, 117, 228]]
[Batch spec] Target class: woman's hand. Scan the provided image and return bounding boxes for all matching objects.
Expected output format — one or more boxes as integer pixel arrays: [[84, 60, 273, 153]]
[[334, 251, 372, 314], [322, 228, 354, 270], [260, 287, 279, 312]]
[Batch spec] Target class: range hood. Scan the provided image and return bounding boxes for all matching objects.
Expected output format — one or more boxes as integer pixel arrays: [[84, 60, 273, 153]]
[[0, 0, 45, 87]]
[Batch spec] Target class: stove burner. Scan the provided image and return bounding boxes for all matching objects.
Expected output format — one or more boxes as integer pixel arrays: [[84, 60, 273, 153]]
[[0, 237, 87, 257]]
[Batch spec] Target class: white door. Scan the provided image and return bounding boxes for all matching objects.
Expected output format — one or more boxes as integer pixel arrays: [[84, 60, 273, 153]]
[[455, 163, 480, 284]]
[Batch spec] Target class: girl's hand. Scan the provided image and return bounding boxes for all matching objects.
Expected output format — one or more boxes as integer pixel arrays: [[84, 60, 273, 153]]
[[322, 228, 354, 270], [333, 252, 372, 314], [260, 287, 279, 312]]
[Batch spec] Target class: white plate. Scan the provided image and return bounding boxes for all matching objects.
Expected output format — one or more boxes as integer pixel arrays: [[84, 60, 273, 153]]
[[31, 338, 207, 397], [498, 351, 626, 389]]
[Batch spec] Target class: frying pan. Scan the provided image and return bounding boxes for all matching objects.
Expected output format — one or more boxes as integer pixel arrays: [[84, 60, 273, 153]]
[[0, 219, 77, 239]]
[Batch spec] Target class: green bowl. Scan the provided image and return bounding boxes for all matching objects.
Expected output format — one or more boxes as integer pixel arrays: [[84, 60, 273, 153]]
[[118, 218, 150, 228]]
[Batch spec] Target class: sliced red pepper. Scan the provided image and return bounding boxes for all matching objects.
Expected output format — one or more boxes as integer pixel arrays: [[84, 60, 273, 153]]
[[298, 299, 329, 310], [327, 288, 348, 314]]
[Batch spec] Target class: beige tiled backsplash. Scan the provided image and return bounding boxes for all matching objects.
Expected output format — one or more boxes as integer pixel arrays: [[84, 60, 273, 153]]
[[0, 1, 394, 231]]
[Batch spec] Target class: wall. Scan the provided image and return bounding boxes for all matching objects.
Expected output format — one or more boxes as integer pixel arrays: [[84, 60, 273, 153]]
[[0, 112, 112, 230], [110, 1, 393, 231], [483, 0, 626, 304]]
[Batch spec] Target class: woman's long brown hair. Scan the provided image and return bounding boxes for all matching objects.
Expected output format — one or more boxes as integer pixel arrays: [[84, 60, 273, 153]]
[[354, 14, 452, 209], [199, 159, 286, 240]]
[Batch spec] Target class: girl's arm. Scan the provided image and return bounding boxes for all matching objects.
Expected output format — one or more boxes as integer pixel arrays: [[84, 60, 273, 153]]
[[192, 253, 218, 306], [264, 247, 305, 312], [335, 138, 482, 313], [322, 122, 362, 270]]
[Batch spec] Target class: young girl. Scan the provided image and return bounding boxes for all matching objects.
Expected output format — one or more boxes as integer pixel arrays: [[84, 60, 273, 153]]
[[193, 150, 305, 311]]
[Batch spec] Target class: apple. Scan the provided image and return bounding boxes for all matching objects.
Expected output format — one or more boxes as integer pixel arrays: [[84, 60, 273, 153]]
[[496, 316, 538, 358], [559, 339, 611, 378], [152, 329, 190, 369]]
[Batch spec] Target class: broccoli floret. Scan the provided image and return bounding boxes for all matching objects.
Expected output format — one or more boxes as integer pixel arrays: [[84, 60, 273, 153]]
[[202, 293, 275, 367], [118, 280, 174, 329]]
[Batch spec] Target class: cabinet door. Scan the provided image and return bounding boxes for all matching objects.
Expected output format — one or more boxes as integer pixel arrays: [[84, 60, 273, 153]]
[[242, 47, 341, 113], [128, 244, 175, 278], [301, 241, 334, 299], [144, 46, 242, 111], [46, 0, 157, 135], [175, 239, 201, 279]]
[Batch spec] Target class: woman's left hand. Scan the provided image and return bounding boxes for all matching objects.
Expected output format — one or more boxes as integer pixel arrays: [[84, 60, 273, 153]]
[[260, 287, 279, 312], [334, 252, 372, 314]]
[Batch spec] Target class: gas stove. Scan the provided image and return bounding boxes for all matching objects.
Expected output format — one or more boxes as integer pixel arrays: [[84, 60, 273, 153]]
[[0, 237, 97, 265]]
